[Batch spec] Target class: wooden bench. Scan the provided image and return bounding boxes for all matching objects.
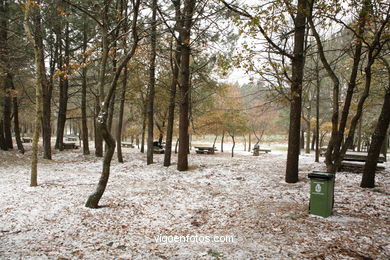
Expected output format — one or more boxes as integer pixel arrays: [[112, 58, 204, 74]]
[[259, 148, 271, 153], [340, 161, 385, 172], [62, 143, 78, 149], [153, 146, 165, 154], [340, 152, 386, 172], [194, 146, 216, 154], [343, 152, 385, 163], [22, 137, 32, 143], [253, 147, 271, 156], [122, 142, 134, 148]]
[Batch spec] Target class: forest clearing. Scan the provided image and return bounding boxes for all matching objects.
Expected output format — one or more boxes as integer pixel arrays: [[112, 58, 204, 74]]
[[1, 145, 389, 259], [1, 0, 390, 259]]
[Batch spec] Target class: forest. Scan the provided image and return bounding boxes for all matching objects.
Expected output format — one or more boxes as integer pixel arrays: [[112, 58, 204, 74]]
[[0, 0, 389, 259]]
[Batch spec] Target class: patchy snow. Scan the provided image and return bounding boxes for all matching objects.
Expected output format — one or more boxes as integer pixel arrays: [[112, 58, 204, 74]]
[[0, 146, 389, 259]]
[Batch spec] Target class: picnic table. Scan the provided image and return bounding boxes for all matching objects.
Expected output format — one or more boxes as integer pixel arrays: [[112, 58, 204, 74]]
[[253, 144, 271, 156], [194, 146, 216, 154], [153, 141, 165, 154], [343, 152, 385, 163], [22, 137, 32, 143], [62, 142, 78, 149], [340, 152, 386, 171], [122, 142, 134, 148]]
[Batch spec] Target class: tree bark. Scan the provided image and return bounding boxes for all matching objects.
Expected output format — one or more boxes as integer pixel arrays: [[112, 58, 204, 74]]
[[140, 100, 146, 153], [0, 0, 12, 149], [3, 73, 13, 149], [12, 77, 24, 153], [24, 1, 46, 186], [164, 2, 182, 167], [361, 90, 390, 188], [81, 17, 90, 155], [55, 22, 69, 152], [146, 0, 157, 165], [315, 74, 320, 162], [0, 120, 6, 150], [221, 130, 224, 152], [177, 0, 196, 171], [116, 66, 127, 163], [285, 0, 307, 183]]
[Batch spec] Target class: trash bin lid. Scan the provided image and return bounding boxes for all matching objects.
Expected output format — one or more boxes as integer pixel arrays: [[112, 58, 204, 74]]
[[308, 172, 334, 180]]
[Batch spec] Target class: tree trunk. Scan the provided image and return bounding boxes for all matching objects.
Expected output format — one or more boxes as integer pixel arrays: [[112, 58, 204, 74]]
[[164, 2, 181, 167], [357, 116, 362, 152], [86, 0, 140, 208], [305, 118, 311, 154], [81, 18, 90, 155], [175, 138, 179, 154], [24, 1, 46, 186], [146, 0, 157, 165], [243, 135, 246, 151], [231, 133, 235, 157], [116, 67, 127, 163], [361, 90, 390, 188], [140, 101, 146, 153], [0, 0, 12, 150], [3, 73, 13, 149], [12, 78, 24, 153], [221, 131, 224, 152], [285, 0, 307, 183], [212, 135, 218, 149], [42, 77, 53, 159], [248, 133, 251, 152], [315, 75, 320, 162], [311, 129, 316, 151], [177, 0, 196, 171], [300, 129, 304, 150], [55, 22, 69, 152], [0, 120, 6, 150]]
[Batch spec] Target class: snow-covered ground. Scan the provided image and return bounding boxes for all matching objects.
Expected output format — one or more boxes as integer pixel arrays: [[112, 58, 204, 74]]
[[0, 145, 389, 259]]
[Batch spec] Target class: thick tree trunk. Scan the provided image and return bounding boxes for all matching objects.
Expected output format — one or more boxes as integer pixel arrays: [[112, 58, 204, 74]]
[[177, 0, 196, 171], [285, 0, 307, 183], [0, 0, 12, 150], [361, 90, 390, 188]]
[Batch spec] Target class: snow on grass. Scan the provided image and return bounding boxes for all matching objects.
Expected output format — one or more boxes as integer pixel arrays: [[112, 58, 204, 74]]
[[0, 147, 389, 259]]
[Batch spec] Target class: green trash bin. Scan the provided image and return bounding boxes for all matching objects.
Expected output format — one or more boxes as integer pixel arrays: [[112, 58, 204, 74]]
[[308, 172, 335, 217]]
